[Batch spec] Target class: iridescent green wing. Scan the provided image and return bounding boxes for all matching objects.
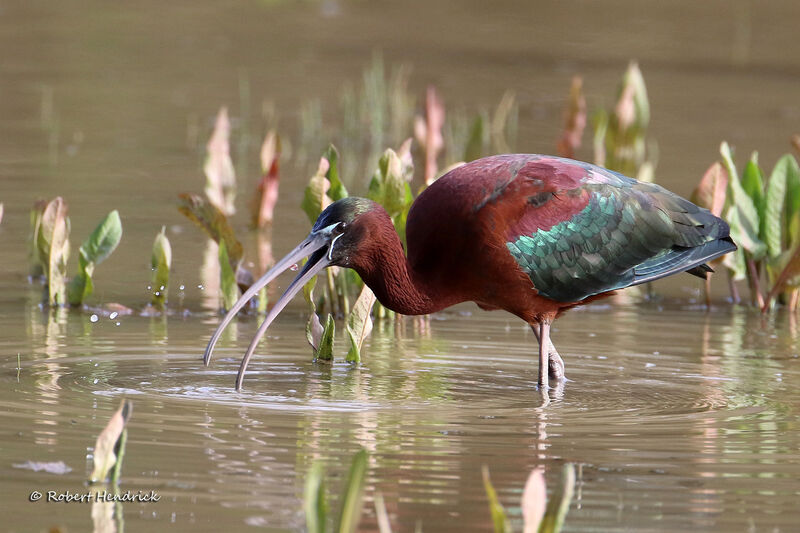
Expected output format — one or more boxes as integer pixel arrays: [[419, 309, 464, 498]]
[[506, 166, 735, 303]]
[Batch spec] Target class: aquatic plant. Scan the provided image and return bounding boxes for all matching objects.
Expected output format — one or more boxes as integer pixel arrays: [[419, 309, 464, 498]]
[[89, 398, 132, 485], [300, 146, 350, 357], [251, 130, 281, 228], [701, 142, 800, 311], [345, 284, 376, 363], [300, 54, 415, 186], [593, 62, 655, 183], [483, 464, 575, 533], [444, 91, 519, 168], [67, 210, 123, 306], [415, 86, 445, 186], [150, 227, 172, 310], [30, 198, 69, 303], [178, 193, 246, 311], [204, 107, 237, 216], [304, 448, 368, 533], [29, 198, 122, 306], [301, 143, 418, 361], [556, 76, 586, 159]]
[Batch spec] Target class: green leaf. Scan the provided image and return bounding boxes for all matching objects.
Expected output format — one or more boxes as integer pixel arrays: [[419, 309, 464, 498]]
[[726, 204, 767, 259], [538, 464, 576, 533], [178, 193, 243, 272], [764, 155, 793, 258], [304, 462, 327, 533], [302, 158, 333, 223], [346, 285, 376, 363], [324, 144, 349, 201], [315, 313, 335, 362], [742, 152, 765, 229], [335, 449, 368, 533], [67, 269, 93, 307], [723, 244, 747, 282], [89, 399, 133, 484], [721, 142, 765, 258], [79, 210, 123, 270], [482, 466, 511, 533], [257, 288, 268, 314], [218, 241, 240, 311], [780, 154, 800, 245], [151, 227, 171, 308], [367, 149, 413, 220]]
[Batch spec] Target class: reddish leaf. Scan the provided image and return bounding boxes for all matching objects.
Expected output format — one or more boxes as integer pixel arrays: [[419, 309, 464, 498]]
[[204, 107, 236, 216], [691, 162, 728, 217], [253, 131, 281, 228], [556, 76, 586, 159], [414, 86, 445, 186], [521, 468, 547, 533]]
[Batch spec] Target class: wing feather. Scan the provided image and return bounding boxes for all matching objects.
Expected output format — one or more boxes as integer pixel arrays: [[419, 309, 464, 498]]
[[504, 160, 736, 302]]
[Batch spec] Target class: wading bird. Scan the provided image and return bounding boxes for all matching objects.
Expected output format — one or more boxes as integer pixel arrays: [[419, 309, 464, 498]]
[[204, 154, 736, 391]]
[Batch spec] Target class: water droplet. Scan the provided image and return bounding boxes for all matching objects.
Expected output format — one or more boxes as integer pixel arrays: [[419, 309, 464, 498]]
[[179, 285, 185, 291], [154, 291, 160, 296], [290, 263, 299, 271], [159, 286, 165, 291], [198, 284, 204, 290], [146, 285, 152, 291], [109, 312, 119, 320], [90, 314, 99, 323], [115, 322, 121, 326]]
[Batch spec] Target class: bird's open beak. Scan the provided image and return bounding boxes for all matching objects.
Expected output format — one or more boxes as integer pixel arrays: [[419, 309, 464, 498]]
[[203, 226, 337, 390]]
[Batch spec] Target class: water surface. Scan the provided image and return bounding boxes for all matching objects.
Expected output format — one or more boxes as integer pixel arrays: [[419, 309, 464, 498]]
[[2, 1, 800, 531]]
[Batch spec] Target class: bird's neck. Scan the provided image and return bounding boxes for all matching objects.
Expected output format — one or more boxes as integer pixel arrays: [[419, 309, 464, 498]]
[[351, 210, 455, 316]]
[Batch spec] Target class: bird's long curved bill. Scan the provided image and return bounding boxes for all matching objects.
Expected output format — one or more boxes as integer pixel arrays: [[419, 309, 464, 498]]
[[203, 232, 332, 390]]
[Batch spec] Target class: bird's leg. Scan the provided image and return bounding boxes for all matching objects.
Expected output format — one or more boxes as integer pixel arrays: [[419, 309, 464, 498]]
[[531, 324, 565, 381], [538, 321, 550, 389]]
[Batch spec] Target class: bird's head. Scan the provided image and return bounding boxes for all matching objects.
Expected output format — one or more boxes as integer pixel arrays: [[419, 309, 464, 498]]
[[203, 197, 380, 390]]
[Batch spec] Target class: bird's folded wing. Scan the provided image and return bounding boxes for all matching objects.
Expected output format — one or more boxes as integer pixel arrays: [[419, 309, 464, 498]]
[[504, 172, 735, 303]]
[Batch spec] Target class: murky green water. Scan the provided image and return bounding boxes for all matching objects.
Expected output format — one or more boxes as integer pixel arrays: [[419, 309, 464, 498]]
[[2, 1, 800, 531]]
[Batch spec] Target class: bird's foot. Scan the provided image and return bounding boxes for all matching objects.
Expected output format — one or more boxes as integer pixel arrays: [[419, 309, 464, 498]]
[[548, 350, 565, 382]]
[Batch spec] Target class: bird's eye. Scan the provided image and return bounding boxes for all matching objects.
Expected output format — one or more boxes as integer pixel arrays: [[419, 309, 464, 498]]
[[335, 222, 346, 234]]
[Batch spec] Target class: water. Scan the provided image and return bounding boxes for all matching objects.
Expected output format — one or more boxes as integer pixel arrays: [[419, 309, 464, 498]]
[[2, 0, 800, 531]]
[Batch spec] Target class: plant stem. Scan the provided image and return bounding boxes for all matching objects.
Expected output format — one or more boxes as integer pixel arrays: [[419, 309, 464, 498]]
[[728, 272, 741, 304], [746, 258, 765, 308], [325, 269, 337, 316]]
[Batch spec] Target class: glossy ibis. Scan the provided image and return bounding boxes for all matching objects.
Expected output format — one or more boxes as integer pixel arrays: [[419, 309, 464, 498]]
[[204, 154, 736, 390]]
